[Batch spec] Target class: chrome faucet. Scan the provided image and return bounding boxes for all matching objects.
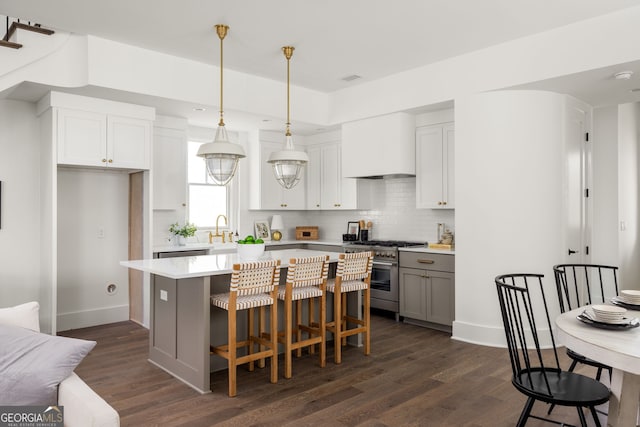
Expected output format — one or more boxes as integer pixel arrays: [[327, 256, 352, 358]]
[[209, 214, 228, 243]]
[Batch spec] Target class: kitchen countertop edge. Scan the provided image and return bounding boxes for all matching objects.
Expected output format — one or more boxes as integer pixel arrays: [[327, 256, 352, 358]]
[[153, 239, 344, 254], [399, 247, 455, 255]]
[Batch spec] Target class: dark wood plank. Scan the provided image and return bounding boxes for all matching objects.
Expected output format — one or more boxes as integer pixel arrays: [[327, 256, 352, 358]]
[[6, 22, 54, 40], [62, 316, 607, 426], [0, 39, 21, 49]]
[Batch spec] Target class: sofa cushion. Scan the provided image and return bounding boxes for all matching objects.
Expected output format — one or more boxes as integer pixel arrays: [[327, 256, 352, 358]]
[[0, 324, 96, 405], [0, 301, 40, 332]]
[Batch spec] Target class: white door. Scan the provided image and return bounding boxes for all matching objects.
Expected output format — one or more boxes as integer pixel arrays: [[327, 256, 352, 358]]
[[564, 101, 591, 264]]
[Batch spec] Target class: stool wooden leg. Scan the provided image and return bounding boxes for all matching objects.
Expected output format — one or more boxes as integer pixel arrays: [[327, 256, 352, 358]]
[[364, 288, 370, 356], [270, 299, 278, 384], [228, 306, 237, 397], [248, 307, 255, 371], [308, 298, 316, 354], [285, 294, 293, 379], [258, 306, 266, 369], [341, 293, 348, 347], [296, 299, 303, 357], [319, 291, 326, 368], [334, 289, 342, 364]]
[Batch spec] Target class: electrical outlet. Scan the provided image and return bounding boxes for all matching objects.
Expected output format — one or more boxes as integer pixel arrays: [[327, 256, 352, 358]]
[[160, 290, 168, 301], [98, 227, 105, 238]]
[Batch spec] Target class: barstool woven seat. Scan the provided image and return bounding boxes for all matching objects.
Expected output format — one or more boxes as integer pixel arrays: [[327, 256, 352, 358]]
[[210, 259, 280, 397], [275, 255, 329, 379], [325, 251, 373, 364]]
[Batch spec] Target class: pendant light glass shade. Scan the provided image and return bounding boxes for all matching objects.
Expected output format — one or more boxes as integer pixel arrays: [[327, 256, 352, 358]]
[[267, 46, 308, 189], [196, 124, 245, 185], [267, 134, 309, 189], [196, 24, 245, 186]]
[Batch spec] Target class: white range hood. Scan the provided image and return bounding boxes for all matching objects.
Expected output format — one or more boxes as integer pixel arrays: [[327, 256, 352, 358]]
[[341, 112, 416, 179]]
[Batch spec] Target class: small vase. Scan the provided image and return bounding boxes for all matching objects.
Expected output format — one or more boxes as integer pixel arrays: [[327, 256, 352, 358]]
[[178, 236, 186, 246]]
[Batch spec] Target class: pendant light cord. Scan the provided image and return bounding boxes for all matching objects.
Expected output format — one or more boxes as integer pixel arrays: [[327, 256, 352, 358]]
[[283, 46, 294, 137], [216, 25, 228, 127]]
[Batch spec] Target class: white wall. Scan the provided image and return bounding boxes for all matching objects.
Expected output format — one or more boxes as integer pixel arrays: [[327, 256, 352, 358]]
[[453, 90, 567, 346], [57, 168, 130, 330], [0, 100, 43, 319], [592, 106, 620, 266], [618, 102, 640, 288]]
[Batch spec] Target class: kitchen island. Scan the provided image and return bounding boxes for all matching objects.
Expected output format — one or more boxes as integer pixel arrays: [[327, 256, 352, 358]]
[[121, 249, 344, 393]]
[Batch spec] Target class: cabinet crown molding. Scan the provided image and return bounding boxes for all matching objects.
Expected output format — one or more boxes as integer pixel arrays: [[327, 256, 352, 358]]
[[37, 91, 155, 120]]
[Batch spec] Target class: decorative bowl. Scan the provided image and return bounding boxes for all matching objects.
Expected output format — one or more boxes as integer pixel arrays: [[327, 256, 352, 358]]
[[237, 243, 266, 260]]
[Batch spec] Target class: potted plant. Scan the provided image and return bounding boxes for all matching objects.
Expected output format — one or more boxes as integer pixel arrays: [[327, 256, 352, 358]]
[[169, 222, 197, 246]]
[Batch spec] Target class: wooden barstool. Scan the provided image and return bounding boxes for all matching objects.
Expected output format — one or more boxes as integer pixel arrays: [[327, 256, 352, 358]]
[[210, 259, 280, 397], [325, 251, 373, 364], [276, 255, 330, 379]]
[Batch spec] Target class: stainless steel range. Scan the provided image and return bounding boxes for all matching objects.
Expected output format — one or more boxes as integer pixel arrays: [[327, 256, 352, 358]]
[[343, 240, 426, 320]]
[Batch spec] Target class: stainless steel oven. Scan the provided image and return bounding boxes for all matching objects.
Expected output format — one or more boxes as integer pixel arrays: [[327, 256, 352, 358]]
[[369, 259, 398, 313], [343, 240, 424, 320]]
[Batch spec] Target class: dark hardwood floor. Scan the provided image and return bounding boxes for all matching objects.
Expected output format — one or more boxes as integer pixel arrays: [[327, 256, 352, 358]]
[[62, 314, 606, 426]]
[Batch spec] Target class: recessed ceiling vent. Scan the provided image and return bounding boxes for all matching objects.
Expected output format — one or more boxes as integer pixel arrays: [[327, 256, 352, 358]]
[[342, 74, 362, 82]]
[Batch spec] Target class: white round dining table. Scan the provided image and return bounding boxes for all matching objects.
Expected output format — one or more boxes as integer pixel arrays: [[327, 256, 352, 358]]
[[556, 306, 640, 427]]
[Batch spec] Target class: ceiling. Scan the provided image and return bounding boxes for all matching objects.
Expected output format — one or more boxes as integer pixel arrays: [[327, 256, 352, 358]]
[[2, 0, 640, 129]]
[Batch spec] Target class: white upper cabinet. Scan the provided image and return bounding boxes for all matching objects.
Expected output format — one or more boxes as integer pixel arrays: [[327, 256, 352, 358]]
[[57, 109, 107, 167], [306, 145, 322, 209], [38, 91, 155, 170], [342, 112, 416, 178], [306, 132, 372, 210], [416, 123, 455, 209], [252, 136, 306, 210], [153, 118, 187, 210], [107, 115, 151, 169]]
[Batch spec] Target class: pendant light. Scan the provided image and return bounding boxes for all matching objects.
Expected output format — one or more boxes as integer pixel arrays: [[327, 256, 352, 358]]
[[197, 24, 246, 186], [267, 46, 309, 189]]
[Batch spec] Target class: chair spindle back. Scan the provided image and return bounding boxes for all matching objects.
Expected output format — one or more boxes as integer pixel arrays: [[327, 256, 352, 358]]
[[495, 273, 561, 398], [553, 264, 619, 313]]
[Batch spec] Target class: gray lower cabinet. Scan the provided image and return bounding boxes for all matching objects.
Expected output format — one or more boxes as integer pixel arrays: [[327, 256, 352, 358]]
[[399, 252, 454, 331]]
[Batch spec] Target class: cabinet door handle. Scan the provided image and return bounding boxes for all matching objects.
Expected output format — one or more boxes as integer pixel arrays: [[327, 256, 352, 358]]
[[102, 158, 107, 163], [417, 259, 435, 264], [316, 204, 320, 207], [108, 159, 113, 163], [438, 201, 443, 205], [442, 201, 447, 205]]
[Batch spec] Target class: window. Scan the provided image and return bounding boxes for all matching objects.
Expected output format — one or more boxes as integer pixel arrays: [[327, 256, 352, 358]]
[[187, 141, 229, 229]]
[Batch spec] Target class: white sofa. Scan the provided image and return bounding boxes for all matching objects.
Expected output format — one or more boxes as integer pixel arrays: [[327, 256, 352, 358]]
[[0, 302, 120, 427]]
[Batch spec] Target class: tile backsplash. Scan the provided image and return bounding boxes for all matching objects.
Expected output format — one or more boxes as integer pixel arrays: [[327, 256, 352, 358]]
[[243, 177, 454, 244], [154, 177, 454, 247]]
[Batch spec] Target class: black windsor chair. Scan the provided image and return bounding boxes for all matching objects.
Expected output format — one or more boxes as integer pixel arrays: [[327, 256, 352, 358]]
[[554, 264, 619, 380], [495, 273, 610, 426]]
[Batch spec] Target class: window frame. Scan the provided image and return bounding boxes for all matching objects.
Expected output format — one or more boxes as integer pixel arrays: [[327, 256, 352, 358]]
[[186, 139, 236, 231]]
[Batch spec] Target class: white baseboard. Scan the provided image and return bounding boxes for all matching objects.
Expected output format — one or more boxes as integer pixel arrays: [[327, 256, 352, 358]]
[[57, 304, 129, 332], [452, 320, 554, 349]]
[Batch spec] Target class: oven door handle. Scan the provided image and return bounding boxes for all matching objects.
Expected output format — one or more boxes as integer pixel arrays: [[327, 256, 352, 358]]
[[373, 261, 395, 267]]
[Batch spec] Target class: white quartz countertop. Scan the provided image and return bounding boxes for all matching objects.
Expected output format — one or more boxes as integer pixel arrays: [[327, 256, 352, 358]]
[[153, 239, 344, 254], [399, 247, 455, 255], [122, 249, 342, 279]]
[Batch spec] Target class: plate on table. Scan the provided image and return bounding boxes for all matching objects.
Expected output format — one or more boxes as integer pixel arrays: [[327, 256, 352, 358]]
[[619, 290, 640, 305], [611, 296, 640, 310], [578, 310, 640, 330]]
